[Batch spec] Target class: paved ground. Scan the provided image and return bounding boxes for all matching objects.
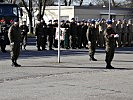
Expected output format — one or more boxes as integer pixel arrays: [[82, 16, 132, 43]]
[[0, 45, 133, 100]]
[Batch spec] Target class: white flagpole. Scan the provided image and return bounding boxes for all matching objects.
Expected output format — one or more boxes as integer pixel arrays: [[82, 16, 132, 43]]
[[109, 0, 111, 19], [58, 0, 61, 63]]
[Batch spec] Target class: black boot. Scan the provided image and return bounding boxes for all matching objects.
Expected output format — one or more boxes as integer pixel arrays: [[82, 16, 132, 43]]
[[11, 59, 15, 67], [14, 60, 21, 67], [90, 56, 97, 61], [106, 62, 114, 69]]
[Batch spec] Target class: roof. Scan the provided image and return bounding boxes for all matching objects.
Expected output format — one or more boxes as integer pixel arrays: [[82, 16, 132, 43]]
[[0, 3, 18, 7], [74, 6, 133, 11]]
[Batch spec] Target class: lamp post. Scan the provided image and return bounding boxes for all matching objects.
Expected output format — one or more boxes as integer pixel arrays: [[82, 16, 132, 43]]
[[58, 0, 61, 63], [108, 0, 111, 19]]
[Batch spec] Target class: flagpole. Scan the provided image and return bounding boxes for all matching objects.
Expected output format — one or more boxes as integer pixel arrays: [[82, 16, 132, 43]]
[[58, 0, 61, 63], [109, 0, 111, 19]]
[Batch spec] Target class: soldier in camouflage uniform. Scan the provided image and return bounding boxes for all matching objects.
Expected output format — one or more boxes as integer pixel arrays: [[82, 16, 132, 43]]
[[8, 19, 21, 67], [86, 19, 98, 61], [104, 20, 119, 69]]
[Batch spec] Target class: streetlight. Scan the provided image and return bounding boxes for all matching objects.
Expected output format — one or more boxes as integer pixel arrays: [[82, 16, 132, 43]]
[[58, 0, 61, 63]]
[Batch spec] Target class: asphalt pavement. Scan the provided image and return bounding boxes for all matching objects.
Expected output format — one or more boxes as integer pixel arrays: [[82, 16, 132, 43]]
[[0, 43, 133, 100]]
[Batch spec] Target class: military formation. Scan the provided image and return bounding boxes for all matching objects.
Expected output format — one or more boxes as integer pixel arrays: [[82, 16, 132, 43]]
[[0, 18, 133, 68], [34, 18, 133, 52]]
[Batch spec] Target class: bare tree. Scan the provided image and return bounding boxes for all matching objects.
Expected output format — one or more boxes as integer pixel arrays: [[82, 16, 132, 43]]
[[37, 0, 48, 21], [21, 0, 33, 33]]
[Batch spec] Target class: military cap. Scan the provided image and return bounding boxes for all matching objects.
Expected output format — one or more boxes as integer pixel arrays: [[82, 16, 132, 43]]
[[106, 20, 112, 24], [49, 20, 52, 22], [53, 20, 58, 22], [61, 20, 65, 22], [91, 19, 95, 24], [71, 18, 75, 20], [77, 21, 81, 23], [66, 20, 70, 23], [13, 18, 19, 22]]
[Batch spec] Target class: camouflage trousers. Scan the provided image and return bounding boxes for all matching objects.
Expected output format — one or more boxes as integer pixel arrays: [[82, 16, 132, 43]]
[[10, 43, 20, 61]]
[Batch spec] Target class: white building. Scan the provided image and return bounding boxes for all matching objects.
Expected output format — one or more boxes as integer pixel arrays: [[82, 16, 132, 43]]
[[21, 6, 133, 26]]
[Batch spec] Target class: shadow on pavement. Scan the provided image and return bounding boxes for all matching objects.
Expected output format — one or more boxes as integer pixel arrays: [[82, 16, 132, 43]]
[[20, 65, 133, 70]]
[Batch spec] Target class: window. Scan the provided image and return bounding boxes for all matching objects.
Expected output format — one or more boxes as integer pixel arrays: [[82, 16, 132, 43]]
[[13, 7, 17, 16]]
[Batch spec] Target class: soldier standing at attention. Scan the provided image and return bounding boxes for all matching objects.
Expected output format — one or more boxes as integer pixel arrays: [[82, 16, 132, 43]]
[[47, 20, 54, 50], [116, 19, 122, 47], [121, 19, 127, 47], [20, 21, 29, 50], [64, 20, 70, 49], [8, 18, 21, 67], [53, 20, 58, 48], [35, 20, 45, 51], [86, 19, 98, 61], [104, 20, 119, 69], [70, 18, 77, 49], [127, 19, 133, 46], [99, 19, 106, 48]]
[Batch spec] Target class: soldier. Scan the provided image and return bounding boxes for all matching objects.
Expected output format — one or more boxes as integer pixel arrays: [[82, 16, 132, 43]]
[[8, 18, 21, 67], [64, 20, 70, 49], [121, 19, 128, 47], [70, 18, 77, 49], [0, 19, 9, 53], [98, 18, 106, 48], [81, 20, 88, 49], [60, 20, 66, 48], [35, 20, 46, 51], [104, 20, 119, 69], [127, 19, 133, 46], [47, 20, 54, 50], [53, 20, 58, 48], [116, 19, 122, 47], [20, 21, 29, 50], [86, 19, 98, 61], [77, 21, 82, 49]]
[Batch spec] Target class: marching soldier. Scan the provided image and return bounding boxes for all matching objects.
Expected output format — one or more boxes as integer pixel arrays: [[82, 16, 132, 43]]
[[86, 19, 98, 61], [8, 18, 21, 67], [104, 20, 119, 69], [20, 21, 29, 50]]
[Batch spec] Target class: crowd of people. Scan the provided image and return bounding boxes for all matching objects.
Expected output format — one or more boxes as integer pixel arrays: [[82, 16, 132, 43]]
[[0, 17, 133, 68], [34, 18, 133, 51]]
